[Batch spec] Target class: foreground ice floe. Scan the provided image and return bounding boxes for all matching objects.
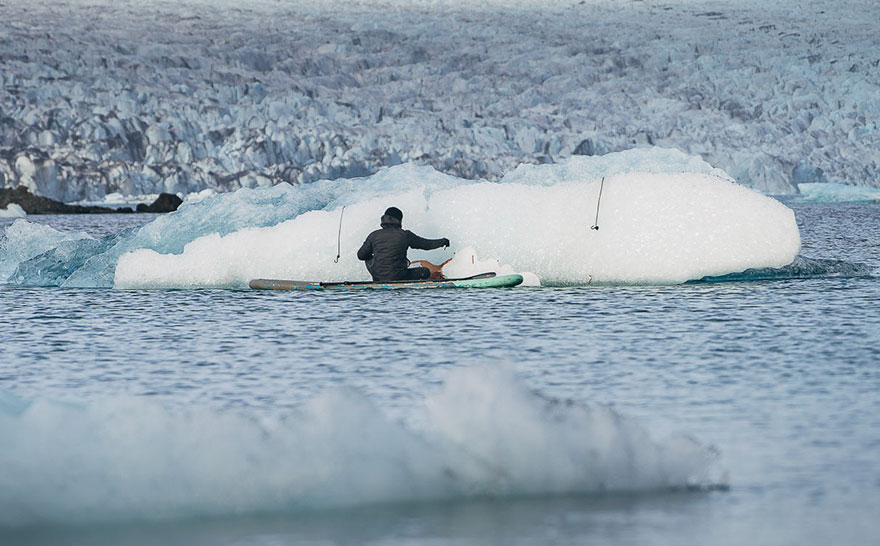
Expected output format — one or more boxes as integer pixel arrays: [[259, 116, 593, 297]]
[[0, 0, 877, 201], [0, 150, 802, 288], [0, 365, 724, 525]]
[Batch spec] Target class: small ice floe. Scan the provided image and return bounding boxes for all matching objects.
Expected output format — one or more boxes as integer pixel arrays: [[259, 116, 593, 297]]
[[0, 203, 27, 218]]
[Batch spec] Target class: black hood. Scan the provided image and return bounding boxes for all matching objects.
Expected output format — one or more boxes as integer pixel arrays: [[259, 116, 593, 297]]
[[380, 214, 402, 228]]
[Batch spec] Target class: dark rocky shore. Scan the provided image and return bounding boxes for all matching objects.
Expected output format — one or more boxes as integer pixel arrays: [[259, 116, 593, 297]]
[[0, 187, 181, 214]]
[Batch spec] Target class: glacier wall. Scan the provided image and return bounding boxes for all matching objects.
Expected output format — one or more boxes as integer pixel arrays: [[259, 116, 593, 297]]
[[1, 0, 878, 202]]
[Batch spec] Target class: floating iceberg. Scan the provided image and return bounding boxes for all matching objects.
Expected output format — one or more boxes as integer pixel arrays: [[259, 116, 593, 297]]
[[0, 151, 803, 288], [114, 169, 800, 288]]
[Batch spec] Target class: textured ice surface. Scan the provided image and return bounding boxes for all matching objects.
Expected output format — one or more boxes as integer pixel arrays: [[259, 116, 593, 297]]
[[0, 0, 877, 201], [0, 220, 93, 281], [0, 365, 722, 525]]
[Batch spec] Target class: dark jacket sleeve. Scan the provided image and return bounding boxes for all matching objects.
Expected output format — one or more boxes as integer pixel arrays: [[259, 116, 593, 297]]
[[406, 230, 446, 250], [357, 236, 373, 261]]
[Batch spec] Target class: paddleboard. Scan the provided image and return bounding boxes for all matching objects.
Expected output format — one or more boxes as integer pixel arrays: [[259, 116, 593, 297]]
[[249, 272, 524, 291]]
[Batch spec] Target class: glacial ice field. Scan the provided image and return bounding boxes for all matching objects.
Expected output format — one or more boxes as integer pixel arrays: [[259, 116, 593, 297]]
[[0, 149, 808, 289], [1, 0, 879, 203]]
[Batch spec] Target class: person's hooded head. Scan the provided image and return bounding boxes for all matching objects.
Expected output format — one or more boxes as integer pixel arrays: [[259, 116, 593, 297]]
[[380, 206, 403, 227]]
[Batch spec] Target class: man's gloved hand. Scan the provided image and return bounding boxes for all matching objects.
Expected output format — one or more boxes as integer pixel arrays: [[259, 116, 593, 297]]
[[441, 238, 450, 248]]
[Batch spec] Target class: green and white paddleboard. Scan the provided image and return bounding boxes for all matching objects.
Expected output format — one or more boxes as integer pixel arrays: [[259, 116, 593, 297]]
[[249, 272, 524, 291]]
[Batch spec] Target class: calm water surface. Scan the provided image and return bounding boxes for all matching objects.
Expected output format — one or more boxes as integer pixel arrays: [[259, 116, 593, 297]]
[[1, 202, 878, 545]]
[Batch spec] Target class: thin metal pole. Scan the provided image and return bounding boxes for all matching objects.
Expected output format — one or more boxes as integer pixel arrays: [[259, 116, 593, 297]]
[[333, 206, 346, 263], [591, 177, 605, 230]]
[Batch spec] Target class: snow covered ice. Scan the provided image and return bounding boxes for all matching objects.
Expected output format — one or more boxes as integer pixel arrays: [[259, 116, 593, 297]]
[[1, 0, 878, 203]]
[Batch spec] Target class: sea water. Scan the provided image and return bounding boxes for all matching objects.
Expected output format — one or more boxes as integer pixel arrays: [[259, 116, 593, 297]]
[[1, 199, 879, 545]]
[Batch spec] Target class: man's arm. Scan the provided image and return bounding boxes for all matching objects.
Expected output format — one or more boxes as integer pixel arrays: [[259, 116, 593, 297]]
[[357, 237, 373, 261], [406, 231, 450, 250]]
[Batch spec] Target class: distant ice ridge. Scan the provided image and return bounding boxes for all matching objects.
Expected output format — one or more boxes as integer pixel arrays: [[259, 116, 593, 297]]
[[72, 188, 220, 209], [0, 365, 724, 526], [795, 183, 880, 203], [1, 0, 878, 201], [0, 149, 802, 287]]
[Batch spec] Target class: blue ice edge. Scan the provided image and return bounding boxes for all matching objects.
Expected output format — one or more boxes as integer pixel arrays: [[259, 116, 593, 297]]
[[690, 256, 875, 283]]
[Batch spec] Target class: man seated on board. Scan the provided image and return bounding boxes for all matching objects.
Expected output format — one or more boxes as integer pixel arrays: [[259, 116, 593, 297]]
[[357, 207, 450, 282]]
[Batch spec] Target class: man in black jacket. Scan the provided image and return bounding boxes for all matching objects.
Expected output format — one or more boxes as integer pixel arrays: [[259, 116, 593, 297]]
[[357, 207, 450, 281]]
